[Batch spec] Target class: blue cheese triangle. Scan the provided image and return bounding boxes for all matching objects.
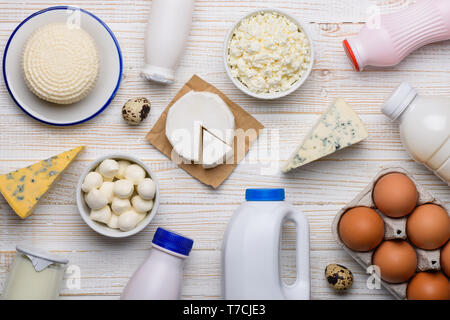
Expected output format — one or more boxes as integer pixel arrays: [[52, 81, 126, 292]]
[[283, 99, 368, 172]]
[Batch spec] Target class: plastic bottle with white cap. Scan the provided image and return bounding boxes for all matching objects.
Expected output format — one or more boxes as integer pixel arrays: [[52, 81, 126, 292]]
[[382, 82, 450, 184], [142, 0, 195, 84], [222, 189, 310, 300], [120, 227, 194, 300]]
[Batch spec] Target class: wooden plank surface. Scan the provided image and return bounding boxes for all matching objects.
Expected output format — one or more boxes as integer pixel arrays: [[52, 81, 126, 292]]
[[0, 0, 449, 300]]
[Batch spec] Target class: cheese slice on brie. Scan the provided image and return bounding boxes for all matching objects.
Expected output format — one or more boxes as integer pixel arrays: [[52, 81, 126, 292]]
[[202, 129, 234, 169]]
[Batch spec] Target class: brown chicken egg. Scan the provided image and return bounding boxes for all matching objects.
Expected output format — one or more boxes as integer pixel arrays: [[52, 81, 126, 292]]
[[441, 241, 450, 277], [339, 207, 385, 252], [372, 240, 417, 283], [407, 272, 450, 300], [373, 173, 418, 218], [406, 204, 450, 250]]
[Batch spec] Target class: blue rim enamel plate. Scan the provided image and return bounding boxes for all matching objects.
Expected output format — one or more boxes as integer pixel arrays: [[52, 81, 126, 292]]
[[2, 6, 123, 126]]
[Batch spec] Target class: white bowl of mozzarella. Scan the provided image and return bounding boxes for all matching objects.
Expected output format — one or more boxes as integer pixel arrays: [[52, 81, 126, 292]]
[[76, 154, 159, 238], [224, 9, 314, 100]]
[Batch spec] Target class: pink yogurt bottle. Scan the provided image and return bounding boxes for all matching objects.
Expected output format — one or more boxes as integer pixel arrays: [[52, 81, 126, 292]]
[[343, 0, 450, 71]]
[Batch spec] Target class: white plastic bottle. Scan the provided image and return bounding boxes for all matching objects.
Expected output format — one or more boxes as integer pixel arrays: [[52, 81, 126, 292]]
[[120, 228, 193, 300], [222, 189, 310, 300], [142, 0, 195, 84], [382, 82, 450, 183]]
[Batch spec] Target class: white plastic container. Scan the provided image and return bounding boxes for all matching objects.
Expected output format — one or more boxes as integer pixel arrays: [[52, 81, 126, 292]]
[[2, 246, 68, 300], [142, 0, 195, 84], [120, 228, 193, 300], [222, 189, 310, 300], [382, 82, 450, 184]]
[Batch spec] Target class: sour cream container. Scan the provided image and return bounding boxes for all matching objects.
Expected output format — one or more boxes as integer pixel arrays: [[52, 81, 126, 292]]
[[1, 246, 68, 300], [382, 82, 450, 184], [142, 0, 195, 84]]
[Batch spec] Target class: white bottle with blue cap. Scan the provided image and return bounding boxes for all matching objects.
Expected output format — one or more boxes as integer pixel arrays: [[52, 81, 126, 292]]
[[121, 228, 193, 300], [222, 189, 310, 299]]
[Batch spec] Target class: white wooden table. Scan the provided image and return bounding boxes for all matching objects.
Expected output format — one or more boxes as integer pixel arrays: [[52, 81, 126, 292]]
[[0, 0, 449, 300]]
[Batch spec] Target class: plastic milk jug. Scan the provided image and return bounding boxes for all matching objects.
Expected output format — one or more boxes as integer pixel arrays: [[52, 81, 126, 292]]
[[142, 0, 195, 83], [222, 189, 310, 300], [121, 228, 194, 300], [343, 0, 450, 71], [382, 82, 450, 184]]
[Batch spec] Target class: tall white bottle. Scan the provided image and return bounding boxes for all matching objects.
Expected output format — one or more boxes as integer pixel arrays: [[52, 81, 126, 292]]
[[142, 0, 195, 84], [222, 189, 310, 300], [120, 228, 193, 300], [382, 82, 450, 183]]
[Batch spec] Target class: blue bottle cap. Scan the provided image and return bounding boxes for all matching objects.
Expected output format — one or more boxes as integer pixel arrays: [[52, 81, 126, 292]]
[[245, 188, 285, 201], [152, 228, 194, 256]]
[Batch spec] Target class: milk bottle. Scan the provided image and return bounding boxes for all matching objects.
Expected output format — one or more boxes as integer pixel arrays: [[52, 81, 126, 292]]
[[382, 82, 450, 183], [222, 189, 310, 300], [142, 0, 195, 83], [343, 0, 450, 71], [121, 228, 193, 300]]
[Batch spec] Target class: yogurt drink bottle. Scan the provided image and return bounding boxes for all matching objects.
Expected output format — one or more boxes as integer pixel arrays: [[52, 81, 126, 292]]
[[343, 0, 450, 71], [120, 228, 194, 300], [142, 0, 195, 84], [222, 189, 310, 300], [382, 82, 450, 184], [2, 246, 68, 300]]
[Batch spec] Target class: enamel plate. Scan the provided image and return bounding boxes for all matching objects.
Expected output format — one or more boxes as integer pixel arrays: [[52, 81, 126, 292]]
[[2, 6, 123, 126]]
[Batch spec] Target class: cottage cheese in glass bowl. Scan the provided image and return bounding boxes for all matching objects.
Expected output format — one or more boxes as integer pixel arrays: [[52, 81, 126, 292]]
[[224, 9, 314, 99]]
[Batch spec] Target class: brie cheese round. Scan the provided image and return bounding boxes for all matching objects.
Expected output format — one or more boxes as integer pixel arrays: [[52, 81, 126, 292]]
[[165, 91, 235, 165]]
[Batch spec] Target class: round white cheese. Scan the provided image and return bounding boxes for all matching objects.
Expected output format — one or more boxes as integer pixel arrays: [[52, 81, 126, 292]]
[[137, 178, 156, 200], [90, 206, 112, 224], [113, 179, 134, 199], [22, 23, 99, 105], [165, 91, 235, 163]]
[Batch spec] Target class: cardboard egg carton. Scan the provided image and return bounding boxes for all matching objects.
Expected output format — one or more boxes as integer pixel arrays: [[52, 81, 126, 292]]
[[331, 167, 449, 300]]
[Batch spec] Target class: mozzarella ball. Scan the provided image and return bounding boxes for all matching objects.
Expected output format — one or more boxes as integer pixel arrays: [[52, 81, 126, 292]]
[[116, 160, 131, 179], [114, 179, 134, 199], [137, 178, 156, 200], [136, 211, 147, 224], [132, 195, 154, 213], [95, 166, 113, 181], [125, 164, 146, 185], [99, 181, 114, 203], [85, 189, 109, 210], [107, 213, 119, 229], [81, 172, 103, 192], [90, 206, 111, 224], [98, 159, 119, 179], [118, 209, 140, 232], [111, 197, 131, 215]]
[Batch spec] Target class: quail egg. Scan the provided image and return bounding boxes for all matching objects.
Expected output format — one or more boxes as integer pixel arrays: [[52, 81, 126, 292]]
[[122, 97, 151, 125], [325, 264, 354, 291]]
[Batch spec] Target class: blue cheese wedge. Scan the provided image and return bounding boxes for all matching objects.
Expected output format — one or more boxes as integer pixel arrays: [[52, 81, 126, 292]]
[[283, 98, 368, 172], [0, 147, 84, 219]]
